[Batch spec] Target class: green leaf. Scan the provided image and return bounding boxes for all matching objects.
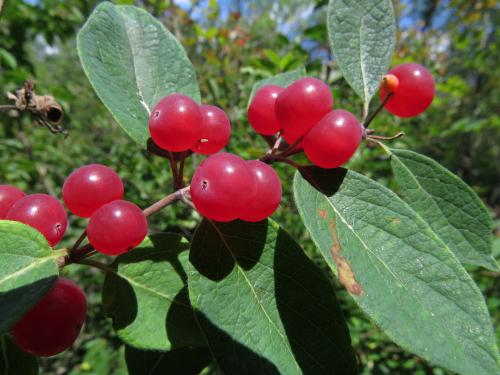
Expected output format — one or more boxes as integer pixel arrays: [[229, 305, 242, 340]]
[[293, 168, 500, 375], [188, 219, 357, 375], [247, 66, 306, 109], [327, 0, 395, 105], [386, 148, 498, 271], [77, 2, 200, 146], [0, 221, 59, 334], [102, 233, 204, 351], [0, 336, 38, 375], [125, 346, 212, 375]]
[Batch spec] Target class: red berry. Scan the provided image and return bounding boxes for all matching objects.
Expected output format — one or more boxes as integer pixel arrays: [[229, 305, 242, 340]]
[[6, 194, 67, 247], [247, 85, 284, 135], [191, 105, 231, 155], [240, 161, 282, 222], [62, 164, 124, 218], [303, 110, 363, 169], [275, 77, 333, 138], [282, 128, 305, 149], [0, 185, 25, 219], [87, 200, 148, 256], [12, 278, 87, 357], [380, 63, 435, 117], [149, 94, 203, 152], [190, 153, 257, 222]]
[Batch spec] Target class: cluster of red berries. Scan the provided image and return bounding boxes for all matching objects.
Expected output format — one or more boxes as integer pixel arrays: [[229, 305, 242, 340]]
[[147, 63, 434, 222], [0, 164, 148, 256], [0, 165, 149, 356], [148, 94, 282, 222]]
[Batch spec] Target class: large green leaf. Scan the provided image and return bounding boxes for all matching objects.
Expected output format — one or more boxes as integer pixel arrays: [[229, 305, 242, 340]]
[[188, 219, 357, 375], [327, 0, 395, 106], [0, 336, 38, 375], [102, 233, 204, 351], [125, 346, 212, 375], [247, 66, 307, 108], [386, 148, 498, 271], [293, 168, 500, 375], [0, 221, 59, 333], [77, 2, 200, 146]]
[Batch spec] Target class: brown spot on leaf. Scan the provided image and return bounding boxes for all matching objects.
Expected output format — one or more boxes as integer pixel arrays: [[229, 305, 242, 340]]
[[317, 208, 327, 219], [328, 219, 364, 296]]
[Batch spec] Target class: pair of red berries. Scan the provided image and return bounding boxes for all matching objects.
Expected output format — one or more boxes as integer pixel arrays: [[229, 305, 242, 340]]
[[149, 94, 231, 154], [62, 164, 148, 255], [247, 63, 435, 168], [190, 153, 282, 222], [12, 278, 87, 357], [248, 77, 362, 168]]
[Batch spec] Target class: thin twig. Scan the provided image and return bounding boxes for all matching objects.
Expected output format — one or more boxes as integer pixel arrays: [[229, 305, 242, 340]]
[[142, 187, 187, 217], [364, 93, 393, 129], [367, 131, 405, 141]]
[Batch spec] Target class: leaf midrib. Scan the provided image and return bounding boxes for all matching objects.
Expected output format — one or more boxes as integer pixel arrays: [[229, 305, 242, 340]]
[[0, 256, 55, 289]]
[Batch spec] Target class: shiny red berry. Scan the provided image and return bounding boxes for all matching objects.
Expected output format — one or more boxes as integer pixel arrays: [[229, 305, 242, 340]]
[[191, 105, 231, 155], [62, 164, 124, 218], [275, 77, 333, 138], [247, 85, 284, 135], [87, 200, 148, 256], [6, 194, 67, 247], [149, 94, 203, 152], [0, 185, 25, 219], [240, 161, 282, 222], [303, 110, 363, 169], [380, 63, 435, 117], [12, 278, 87, 357], [190, 153, 257, 222]]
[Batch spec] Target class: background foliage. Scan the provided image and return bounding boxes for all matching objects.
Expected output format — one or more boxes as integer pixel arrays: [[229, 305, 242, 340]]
[[0, 0, 499, 373]]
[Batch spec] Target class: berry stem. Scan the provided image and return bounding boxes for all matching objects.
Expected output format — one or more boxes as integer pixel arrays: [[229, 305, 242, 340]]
[[177, 151, 187, 187], [367, 131, 405, 141], [363, 92, 393, 129], [279, 135, 304, 157], [167, 151, 181, 190], [71, 230, 87, 252]]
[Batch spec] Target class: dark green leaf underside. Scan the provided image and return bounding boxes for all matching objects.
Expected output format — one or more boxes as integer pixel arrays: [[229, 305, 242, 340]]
[[293, 168, 500, 375], [0, 221, 58, 334], [188, 219, 357, 375], [387, 148, 498, 271], [0, 336, 38, 375], [327, 0, 395, 104], [102, 233, 204, 351], [77, 2, 200, 146]]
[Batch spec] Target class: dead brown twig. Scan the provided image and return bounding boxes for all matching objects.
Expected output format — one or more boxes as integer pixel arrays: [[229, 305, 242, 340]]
[[1, 79, 67, 136]]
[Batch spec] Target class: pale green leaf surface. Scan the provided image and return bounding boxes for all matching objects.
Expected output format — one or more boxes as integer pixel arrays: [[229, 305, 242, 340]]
[[188, 219, 357, 375], [77, 2, 200, 146], [387, 148, 498, 271], [0, 221, 58, 333], [102, 233, 204, 351], [327, 0, 395, 105], [293, 168, 500, 375]]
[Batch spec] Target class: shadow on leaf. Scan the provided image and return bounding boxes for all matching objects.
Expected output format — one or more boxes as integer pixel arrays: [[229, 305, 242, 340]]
[[189, 219, 267, 281], [274, 227, 358, 374], [298, 166, 347, 197]]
